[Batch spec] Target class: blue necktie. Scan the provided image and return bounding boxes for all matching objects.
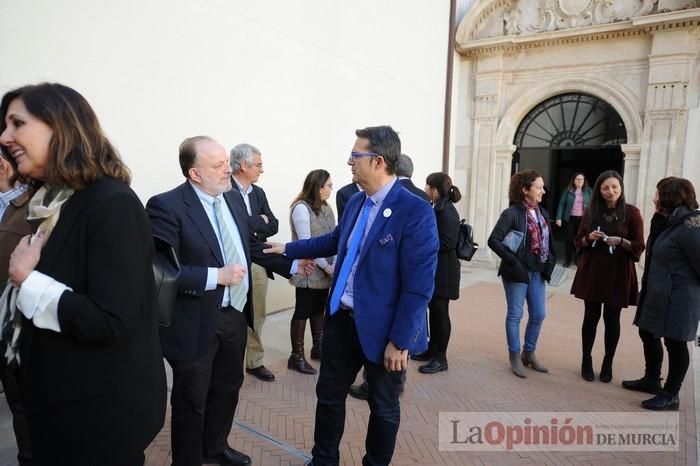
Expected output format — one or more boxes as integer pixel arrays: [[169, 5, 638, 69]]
[[329, 197, 373, 315]]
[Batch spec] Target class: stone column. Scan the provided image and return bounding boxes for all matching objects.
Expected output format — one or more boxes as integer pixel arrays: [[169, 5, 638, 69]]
[[620, 144, 641, 207], [638, 28, 695, 226], [466, 55, 506, 260]]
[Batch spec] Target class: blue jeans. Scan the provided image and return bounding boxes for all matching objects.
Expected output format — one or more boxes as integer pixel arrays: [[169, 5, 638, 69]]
[[502, 272, 546, 353]]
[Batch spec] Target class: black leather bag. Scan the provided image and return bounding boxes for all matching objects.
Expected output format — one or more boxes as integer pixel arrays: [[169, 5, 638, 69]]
[[456, 219, 478, 261], [152, 236, 180, 327]]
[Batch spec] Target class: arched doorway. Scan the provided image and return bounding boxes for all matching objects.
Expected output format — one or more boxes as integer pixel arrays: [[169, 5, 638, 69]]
[[512, 92, 628, 257]]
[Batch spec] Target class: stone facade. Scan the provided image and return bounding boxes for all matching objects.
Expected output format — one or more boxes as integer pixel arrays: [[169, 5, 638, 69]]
[[453, 0, 700, 257]]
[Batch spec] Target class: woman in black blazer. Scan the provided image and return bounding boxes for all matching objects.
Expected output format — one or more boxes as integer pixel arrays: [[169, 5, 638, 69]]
[[412, 172, 461, 374], [0, 83, 166, 466]]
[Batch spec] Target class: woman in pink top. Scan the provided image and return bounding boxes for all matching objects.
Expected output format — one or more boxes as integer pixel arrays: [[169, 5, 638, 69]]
[[555, 173, 592, 267]]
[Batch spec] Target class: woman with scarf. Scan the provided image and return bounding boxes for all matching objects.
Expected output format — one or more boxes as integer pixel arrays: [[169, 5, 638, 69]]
[[0, 83, 166, 465], [488, 169, 556, 378], [570, 170, 644, 384], [622, 177, 699, 411]]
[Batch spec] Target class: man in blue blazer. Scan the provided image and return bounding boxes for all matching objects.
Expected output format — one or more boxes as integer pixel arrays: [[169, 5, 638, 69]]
[[147, 136, 299, 466], [266, 126, 438, 466]]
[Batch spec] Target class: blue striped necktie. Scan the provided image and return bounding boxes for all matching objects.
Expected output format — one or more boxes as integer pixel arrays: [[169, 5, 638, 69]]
[[329, 197, 373, 315], [213, 198, 248, 311]]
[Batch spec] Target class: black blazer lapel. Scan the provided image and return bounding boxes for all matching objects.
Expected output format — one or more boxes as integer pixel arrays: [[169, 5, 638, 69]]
[[249, 186, 261, 217], [182, 183, 225, 266], [38, 187, 93, 273]]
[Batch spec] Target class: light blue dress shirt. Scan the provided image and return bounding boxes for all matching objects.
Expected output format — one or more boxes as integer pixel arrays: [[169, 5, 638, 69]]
[[189, 182, 249, 307], [340, 177, 398, 309]]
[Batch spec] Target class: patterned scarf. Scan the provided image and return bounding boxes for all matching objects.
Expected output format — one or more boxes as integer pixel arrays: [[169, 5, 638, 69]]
[[524, 202, 550, 264], [0, 185, 74, 365]]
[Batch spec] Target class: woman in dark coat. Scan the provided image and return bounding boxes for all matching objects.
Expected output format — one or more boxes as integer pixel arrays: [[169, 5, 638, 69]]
[[0, 83, 166, 465], [622, 177, 700, 411], [412, 172, 461, 374], [488, 170, 556, 378], [570, 170, 645, 383]]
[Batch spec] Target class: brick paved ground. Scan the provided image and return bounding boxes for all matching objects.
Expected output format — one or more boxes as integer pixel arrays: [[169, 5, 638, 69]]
[[0, 273, 696, 465], [144, 279, 697, 466]]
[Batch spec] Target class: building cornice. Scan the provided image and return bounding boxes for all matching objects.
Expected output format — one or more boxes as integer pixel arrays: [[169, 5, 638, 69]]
[[457, 8, 700, 57]]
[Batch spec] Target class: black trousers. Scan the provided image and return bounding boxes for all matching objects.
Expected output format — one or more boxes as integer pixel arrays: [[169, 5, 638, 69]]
[[581, 301, 621, 360], [293, 287, 329, 321], [427, 297, 451, 355], [638, 328, 690, 395], [0, 358, 32, 465], [312, 308, 403, 466], [564, 215, 582, 264], [167, 309, 247, 466]]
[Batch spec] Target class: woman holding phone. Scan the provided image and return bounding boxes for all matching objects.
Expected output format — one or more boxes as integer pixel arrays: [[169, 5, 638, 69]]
[[570, 170, 644, 383]]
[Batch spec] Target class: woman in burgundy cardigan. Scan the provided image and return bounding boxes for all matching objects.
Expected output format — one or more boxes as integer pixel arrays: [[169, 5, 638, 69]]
[[570, 170, 645, 384]]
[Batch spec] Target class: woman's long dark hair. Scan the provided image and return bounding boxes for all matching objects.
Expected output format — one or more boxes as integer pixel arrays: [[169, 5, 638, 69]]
[[292, 169, 330, 215], [584, 170, 626, 232], [426, 172, 461, 203], [0, 83, 130, 189]]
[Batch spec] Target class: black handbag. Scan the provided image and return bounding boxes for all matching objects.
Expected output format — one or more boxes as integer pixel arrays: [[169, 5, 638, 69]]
[[152, 236, 180, 327], [456, 219, 478, 261]]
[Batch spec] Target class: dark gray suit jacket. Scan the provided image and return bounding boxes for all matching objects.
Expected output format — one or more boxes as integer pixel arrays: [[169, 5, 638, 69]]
[[146, 181, 292, 362]]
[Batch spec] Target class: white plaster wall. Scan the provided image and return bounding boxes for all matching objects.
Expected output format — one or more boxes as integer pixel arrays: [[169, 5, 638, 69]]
[[0, 0, 450, 311]]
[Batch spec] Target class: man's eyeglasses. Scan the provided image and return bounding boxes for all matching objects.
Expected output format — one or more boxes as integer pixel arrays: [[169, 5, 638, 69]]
[[350, 151, 380, 158], [249, 162, 263, 169]]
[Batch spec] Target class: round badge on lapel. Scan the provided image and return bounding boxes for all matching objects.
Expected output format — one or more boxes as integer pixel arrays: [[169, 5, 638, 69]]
[[383, 208, 392, 218]]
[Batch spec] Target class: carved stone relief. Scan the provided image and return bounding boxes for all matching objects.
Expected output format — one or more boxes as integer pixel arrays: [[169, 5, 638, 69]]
[[490, 0, 663, 38]]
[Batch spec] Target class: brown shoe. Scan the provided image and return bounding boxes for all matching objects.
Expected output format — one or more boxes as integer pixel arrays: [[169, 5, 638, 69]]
[[246, 365, 275, 382]]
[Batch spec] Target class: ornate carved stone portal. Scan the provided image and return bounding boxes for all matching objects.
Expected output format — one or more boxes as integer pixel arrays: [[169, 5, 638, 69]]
[[452, 0, 700, 257]]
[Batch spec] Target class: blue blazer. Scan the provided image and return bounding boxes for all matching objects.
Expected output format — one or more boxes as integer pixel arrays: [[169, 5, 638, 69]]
[[286, 180, 439, 363]]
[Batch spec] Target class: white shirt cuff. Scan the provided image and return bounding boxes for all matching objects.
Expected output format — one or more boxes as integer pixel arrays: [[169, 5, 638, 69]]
[[290, 259, 299, 275], [206, 267, 218, 291], [16, 271, 70, 333]]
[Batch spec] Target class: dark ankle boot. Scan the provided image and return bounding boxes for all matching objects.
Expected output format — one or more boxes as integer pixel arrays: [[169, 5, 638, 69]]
[[418, 353, 448, 374], [621, 376, 662, 394], [581, 355, 594, 381], [309, 314, 324, 361], [599, 355, 613, 383], [641, 390, 679, 411], [288, 320, 316, 375]]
